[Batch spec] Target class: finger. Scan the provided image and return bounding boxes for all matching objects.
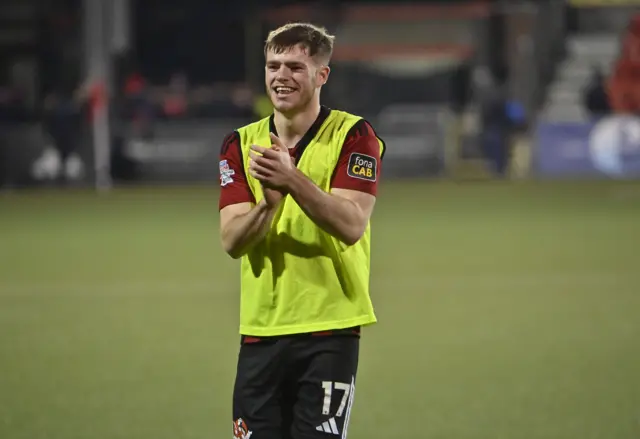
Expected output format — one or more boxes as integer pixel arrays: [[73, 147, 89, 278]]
[[249, 151, 266, 163], [249, 165, 267, 178], [249, 168, 268, 181], [250, 144, 268, 154], [249, 160, 273, 177], [251, 169, 273, 184], [249, 152, 277, 170], [250, 145, 280, 160], [269, 132, 287, 149]]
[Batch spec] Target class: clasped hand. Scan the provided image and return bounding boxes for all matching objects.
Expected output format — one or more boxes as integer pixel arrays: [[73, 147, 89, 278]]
[[249, 133, 295, 191]]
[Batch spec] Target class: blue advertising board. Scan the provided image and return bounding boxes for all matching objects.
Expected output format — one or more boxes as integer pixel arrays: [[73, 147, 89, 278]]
[[535, 115, 640, 178]]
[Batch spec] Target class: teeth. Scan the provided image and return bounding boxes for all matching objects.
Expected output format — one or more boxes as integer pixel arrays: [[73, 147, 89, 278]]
[[275, 87, 294, 93]]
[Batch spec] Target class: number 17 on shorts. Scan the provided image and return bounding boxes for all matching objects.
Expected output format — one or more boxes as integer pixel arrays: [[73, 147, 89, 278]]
[[315, 378, 355, 436]]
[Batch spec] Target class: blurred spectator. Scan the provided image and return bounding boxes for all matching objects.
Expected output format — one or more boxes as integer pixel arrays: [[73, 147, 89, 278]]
[[124, 72, 146, 97], [162, 72, 189, 118], [39, 85, 86, 182], [608, 61, 639, 114], [475, 67, 513, 178], [583, 66, 611, 118], [0, 64, 31, 123], [628, 14, 640, 63], [123, 71, 156, 137], [0, 85, 27, 122], [229, 84, 255, 119], [608, 14, 640, 115]]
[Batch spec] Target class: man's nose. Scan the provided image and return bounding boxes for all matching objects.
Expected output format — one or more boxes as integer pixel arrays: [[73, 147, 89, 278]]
[[275, 67, 290, 79]]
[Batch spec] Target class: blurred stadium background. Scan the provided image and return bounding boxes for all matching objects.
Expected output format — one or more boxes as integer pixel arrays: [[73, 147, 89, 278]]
[[1, 1, 639, 438]]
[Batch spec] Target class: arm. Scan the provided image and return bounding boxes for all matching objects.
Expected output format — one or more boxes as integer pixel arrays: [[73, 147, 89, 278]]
[[220, 201, 279, 259], [288, 120, 382, 246], [218, 132, 278, 259], [287, 173, 376, 246]]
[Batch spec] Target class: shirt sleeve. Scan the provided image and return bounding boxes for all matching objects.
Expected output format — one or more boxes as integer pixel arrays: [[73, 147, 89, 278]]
[[218, 131, 255, 210], [330, 120, 383, 196]]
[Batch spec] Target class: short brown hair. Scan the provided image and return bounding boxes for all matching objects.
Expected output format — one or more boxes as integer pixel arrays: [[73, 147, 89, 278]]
[[264, 23, 335, 64]]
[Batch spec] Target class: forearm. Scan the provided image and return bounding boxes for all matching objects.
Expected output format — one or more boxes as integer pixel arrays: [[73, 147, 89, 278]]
[[221, 200, 278, 258], [287, 169, 364, 245]]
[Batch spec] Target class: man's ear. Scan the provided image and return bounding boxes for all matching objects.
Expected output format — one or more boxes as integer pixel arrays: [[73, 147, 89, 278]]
[[316, 65, 330, 87]]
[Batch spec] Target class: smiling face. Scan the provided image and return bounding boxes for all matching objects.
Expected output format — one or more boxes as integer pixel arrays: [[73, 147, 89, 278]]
[[265, 44, 329, 116], [263, 23, 334, 117]]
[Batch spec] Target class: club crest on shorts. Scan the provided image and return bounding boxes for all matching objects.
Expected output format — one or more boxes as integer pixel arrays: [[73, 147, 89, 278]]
[[347, 152, 377, 182], [233, 418, 252, 439], [219, 160, 235, 186]]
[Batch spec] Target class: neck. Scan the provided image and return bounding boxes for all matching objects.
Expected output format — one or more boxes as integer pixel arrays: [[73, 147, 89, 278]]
[[273, 101, 321, 147]]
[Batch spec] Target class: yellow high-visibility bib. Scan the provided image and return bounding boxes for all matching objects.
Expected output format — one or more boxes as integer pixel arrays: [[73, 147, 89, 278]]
[[235, 108, 384, 336]]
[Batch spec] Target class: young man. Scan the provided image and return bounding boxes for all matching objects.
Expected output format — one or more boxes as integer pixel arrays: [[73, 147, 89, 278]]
[[218, 22, 385, 439]]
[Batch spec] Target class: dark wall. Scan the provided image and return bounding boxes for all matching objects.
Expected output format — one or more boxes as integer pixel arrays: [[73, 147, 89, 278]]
[[132, 0, 249, 83], [130, 0, 491, 84]]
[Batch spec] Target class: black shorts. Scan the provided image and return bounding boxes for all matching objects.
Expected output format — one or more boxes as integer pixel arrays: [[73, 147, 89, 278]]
[[232, 328, 360, 439]]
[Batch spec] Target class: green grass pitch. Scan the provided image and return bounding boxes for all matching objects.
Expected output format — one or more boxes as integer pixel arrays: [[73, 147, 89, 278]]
[[0, 180, 639, 439]]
